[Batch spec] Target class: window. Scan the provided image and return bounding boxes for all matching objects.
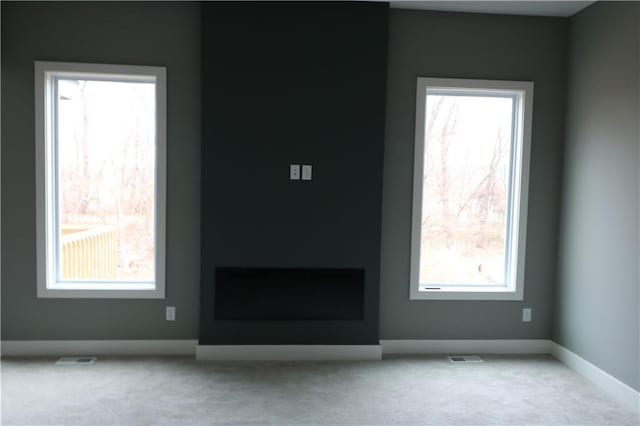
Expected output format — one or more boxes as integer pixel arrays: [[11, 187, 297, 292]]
[[35, 62, 166, 298], [410, 78, 533, 300]]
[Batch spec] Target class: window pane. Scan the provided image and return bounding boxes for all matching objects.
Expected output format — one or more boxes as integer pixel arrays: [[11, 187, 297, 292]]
[[420, 93, 513, 285], [56, 78, 156, 282]]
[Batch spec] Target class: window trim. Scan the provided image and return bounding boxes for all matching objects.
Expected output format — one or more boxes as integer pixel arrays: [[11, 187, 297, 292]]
[[35, 61, 167, 299], [409, 77, 533, 301]]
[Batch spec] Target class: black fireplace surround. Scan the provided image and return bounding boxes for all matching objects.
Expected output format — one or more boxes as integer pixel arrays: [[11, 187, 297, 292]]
[[200, 2, 388, 345]]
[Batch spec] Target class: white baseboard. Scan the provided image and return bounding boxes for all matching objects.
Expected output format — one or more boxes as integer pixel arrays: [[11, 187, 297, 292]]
[[549, 342, 640, 414], [380, 339, 552, 355], [196, 345, 382, 361], [1, 340, 197, 356]]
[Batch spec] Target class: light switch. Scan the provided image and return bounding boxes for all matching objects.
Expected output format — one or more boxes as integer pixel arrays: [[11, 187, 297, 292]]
[[302, 165, 312, 180], [522, 308, 532, 322], [290, 164, 300, 180]]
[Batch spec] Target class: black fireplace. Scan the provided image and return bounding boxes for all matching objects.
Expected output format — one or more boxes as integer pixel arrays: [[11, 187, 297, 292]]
[[215, 267, 364, 321]]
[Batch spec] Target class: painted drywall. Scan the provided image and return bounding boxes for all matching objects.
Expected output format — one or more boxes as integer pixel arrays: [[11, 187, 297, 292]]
[[1, 2, 201, 339], [380, 10, 568, 339], [554, 2, 640, 391], [199, 2, 389, 345]]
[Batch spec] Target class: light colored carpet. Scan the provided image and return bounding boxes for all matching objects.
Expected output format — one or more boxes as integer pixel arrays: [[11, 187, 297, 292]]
[[1, 355, 637, 425]]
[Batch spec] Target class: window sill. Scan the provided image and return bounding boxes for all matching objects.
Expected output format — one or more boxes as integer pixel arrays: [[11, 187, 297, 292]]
[[37, 282, 164, 299], [410, 286, 523, 301]]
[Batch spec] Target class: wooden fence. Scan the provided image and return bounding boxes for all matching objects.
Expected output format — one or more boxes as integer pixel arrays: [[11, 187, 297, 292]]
[[60, 225, 117, 280]]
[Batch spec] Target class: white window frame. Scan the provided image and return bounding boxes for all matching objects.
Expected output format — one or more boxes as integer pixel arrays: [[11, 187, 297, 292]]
[[410, 77, 533, 301], [35, 61, 167, 299]]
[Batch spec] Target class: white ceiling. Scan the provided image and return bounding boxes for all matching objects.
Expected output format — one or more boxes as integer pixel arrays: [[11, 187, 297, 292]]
[[388, 1, 595, 17]]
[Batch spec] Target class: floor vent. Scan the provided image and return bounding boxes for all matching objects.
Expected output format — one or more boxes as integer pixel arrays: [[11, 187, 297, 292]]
[[448, 355, 483, 363], [56, 357, 97, 365]]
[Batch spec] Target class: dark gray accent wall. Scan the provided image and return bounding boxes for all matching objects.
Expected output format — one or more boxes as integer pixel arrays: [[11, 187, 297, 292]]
[[199, 2, 388, 345], [380, 10, 568, 339], [554, 2, 640, 391], [1, 2, 201, 339]]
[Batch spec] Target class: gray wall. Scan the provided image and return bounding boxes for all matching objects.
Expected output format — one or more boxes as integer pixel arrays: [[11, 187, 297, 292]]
[[380, 10, 568, 339], [4, 3, 636, 368], [1, 2, 201, 339], [554, 2, 640, 391]]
